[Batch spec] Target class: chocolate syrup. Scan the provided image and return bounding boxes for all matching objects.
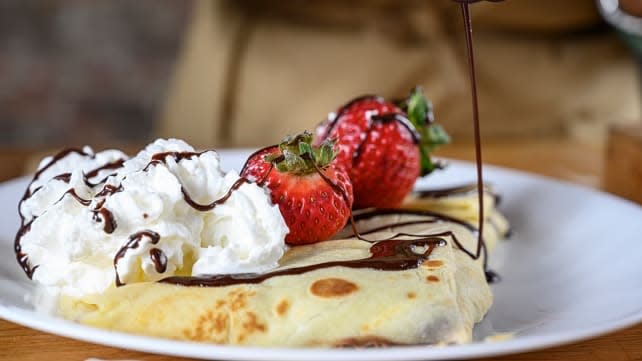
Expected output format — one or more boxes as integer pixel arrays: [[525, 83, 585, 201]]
[[113, 230, 160, 286], [318, 95, 383, 140], [53, 173, 72, 183], [151, 150, 207, 163], [415, 182, 502, 208], [149, 248, 168, 274], [161, 237, 445, 287], [92, 208, 117, 234], [95, 184, 123, 198], [352, 113, 421, 164], [456, 0, 500, 282], [14, 148, 93, 278], [317, 96, 420, 169], [14, 219, 36, 278], [84, 159, 125, 179], [181, 177, 249, 211], [353, 208, 490, 271], [32, 148, 93, 182], [64, 189, 92, 206], [17, 12, 505, 285]]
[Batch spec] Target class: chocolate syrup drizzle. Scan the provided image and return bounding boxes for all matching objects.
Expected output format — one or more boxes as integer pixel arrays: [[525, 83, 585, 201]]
[[16, 1, 502, 284], [161, 237, 446, 287], [113, 230, 160, 286], [458, 0, 500, 282], [149, 248, 168, 274], [15, 147, 129, 278], [317, 96, 421, 169], [352, 113, 420, 164], [14, 143, 499, 287]]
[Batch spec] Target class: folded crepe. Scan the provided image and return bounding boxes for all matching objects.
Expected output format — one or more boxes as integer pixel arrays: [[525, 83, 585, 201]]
[[55, 186, 508, 347]]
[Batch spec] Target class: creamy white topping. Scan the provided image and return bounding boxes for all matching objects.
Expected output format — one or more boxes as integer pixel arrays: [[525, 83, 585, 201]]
[[18, 139, 288, 297]]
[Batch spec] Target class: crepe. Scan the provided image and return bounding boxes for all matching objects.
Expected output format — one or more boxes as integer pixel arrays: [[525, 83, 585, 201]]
[[55, 199, 506, 347], [403, 184, 510, 250]]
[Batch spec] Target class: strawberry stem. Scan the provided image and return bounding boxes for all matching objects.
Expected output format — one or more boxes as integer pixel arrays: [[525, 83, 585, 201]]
[[268, 131, 337, 175], [401, 86, 451, 176]]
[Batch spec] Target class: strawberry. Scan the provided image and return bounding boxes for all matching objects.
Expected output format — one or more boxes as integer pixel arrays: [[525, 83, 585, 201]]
[[314, 87, 449, 209], [241, 131, 353, 245]]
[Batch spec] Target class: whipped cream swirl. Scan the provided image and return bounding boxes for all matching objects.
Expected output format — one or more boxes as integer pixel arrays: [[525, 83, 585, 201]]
[[16, 139, 288, 297]]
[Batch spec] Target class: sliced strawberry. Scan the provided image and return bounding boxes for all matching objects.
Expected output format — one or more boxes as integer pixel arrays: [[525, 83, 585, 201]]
[[241, 132, 353, 245]]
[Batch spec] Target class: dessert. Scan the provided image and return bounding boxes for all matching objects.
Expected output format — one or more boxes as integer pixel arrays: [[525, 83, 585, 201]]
[[56, 210, 498, 346], [14, 1, 506, 347], [13, 131, 509, 346]]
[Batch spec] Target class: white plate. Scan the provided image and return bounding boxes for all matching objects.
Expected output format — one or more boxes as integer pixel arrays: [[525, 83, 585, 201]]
[[1, 150, 641, 361]]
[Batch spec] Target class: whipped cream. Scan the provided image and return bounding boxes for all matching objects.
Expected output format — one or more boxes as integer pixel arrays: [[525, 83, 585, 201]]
[[17, 139, 288, 297]]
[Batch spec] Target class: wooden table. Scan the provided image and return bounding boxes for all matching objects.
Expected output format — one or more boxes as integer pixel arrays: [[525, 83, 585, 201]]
[[1, 139, 641, 361]]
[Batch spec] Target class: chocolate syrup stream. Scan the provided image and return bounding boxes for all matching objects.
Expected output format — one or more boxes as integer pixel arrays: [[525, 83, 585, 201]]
[[458, 2, 497, 282]]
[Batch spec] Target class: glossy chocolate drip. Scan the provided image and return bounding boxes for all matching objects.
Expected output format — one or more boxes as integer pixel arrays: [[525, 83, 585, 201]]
[[53, 173, 72, 183], [181, 177, 249, 211], [64, 189, 92, 206], [352, 113, 421, 165], [239, 145, 277, 174], [142, 151, 207, 173], [146, 150, 253, 212], [15, 148, 237, 281], [92, 208, 117, 234], [149, 248, 168, 273], [318, 95, 383, 140], [458, 2, 498, 282], [95, 184, 123, 198], [353, 208, 486, 266], [417, 183, 477, 198], [85, 159, 125, 179], [114, 230, 160, 286], [415, 183, 501, 206], [317, 95, 421, 165], [151, 151, 206, 163], [370, 114, 420, 144], [14, 148, 96, 278], [161, 236, 445, 287], [109, 150, 258, 285], [32, 148, 93, 182], [14, 219, 37, 278]]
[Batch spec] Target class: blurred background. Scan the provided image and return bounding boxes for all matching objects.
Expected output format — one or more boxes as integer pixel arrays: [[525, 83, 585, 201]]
[[1, 0, 641, 187]]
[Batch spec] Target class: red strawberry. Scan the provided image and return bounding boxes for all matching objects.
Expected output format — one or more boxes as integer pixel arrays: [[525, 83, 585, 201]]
[[241, 131, 353, 245], [314, 87, 449, 209]]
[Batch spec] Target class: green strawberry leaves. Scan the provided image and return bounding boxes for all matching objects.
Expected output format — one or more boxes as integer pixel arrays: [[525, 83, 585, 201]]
[[270, 131, 336, 175], [400, 86, 450, 176]]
